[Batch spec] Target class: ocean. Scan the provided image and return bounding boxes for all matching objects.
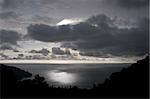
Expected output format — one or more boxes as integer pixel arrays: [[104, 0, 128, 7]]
[[8, 63, 131, 88]]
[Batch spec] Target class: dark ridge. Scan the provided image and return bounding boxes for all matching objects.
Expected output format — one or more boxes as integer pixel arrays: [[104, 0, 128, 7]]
[[0, 64, 32, 80], [90, 56, 149, 98], [0, 56, 149, 98]]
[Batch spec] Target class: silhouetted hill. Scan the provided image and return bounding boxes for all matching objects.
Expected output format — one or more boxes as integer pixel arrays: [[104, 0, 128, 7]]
[[0, 64, 32, 80], [91, 56, 149, 98], [0, 56, 149, 98], [0, 64, 32, 97]]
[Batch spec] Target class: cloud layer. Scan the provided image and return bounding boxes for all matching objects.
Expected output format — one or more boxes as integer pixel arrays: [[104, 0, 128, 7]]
[[116, 0, 149, 9], [0, 0, 149, 58], [0, 30, 21, 49], [26, 14, 149, 57]]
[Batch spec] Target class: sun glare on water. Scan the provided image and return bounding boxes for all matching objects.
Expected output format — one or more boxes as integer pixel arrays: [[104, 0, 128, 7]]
[[47, 70, 77, 84]]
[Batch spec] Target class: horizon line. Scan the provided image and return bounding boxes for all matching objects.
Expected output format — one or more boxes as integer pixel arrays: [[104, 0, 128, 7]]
[[0, 59, 136, 64]]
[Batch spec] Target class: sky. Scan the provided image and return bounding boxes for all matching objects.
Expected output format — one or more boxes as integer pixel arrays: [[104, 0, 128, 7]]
[[0, 0, 149, 61]]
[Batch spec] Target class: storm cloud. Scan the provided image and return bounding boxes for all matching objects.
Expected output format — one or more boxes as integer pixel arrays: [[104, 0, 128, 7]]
[[27, 24, 73, 42], [103, 0, 149, 9], [27, 14, 115, 43], [74, 17, 149, 56], [0, 0, 148, 23], [0, 0, 16, 9], [0, 0, 61, 10], [116, 0, 149, 9], [0, 30, 21, 45], [26, 14, 149, 57], [0, 0, 148, 59]]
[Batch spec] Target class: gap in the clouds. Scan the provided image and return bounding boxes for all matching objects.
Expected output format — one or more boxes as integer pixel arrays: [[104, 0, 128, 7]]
[[56, 18, 84, 26]]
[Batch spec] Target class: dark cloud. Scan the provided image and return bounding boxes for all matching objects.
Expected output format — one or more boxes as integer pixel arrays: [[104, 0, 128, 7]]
[[76, 17, 149, 56], [52, 47, 71, 55], [0, 11, 19, 19], [117, 0, 149, 9], [40, 0, 61, 4], [0, 30, 21, 45], [1, 0, 16, 9], [27, 24, 76, 42], [29, 48, 50, 56], [27, 15, 114, 43], [26, 14, 149, 57], [102, 0, 149, 9], [0, 0, 61, 10], [0, 0, 148, 22]]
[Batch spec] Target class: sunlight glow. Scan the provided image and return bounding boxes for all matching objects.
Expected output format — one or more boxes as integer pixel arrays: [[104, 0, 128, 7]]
[[57, 19, 82, 26]]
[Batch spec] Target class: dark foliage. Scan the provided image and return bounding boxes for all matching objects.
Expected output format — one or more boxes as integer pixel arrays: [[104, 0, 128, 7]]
[[0, 56, 149, 98], [90, 56, 149, 98]]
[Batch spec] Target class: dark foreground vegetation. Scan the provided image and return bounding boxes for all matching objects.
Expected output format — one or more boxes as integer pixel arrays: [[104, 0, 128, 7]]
[[0, 56, 149, 98]]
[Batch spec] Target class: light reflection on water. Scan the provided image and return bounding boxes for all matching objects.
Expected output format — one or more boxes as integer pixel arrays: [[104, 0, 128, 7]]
[[46, 70, 78, 84], [10, 63, 131, 88]]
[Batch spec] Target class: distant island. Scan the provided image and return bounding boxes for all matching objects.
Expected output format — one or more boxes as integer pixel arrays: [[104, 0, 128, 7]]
[[0, 56, 149, 98]]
